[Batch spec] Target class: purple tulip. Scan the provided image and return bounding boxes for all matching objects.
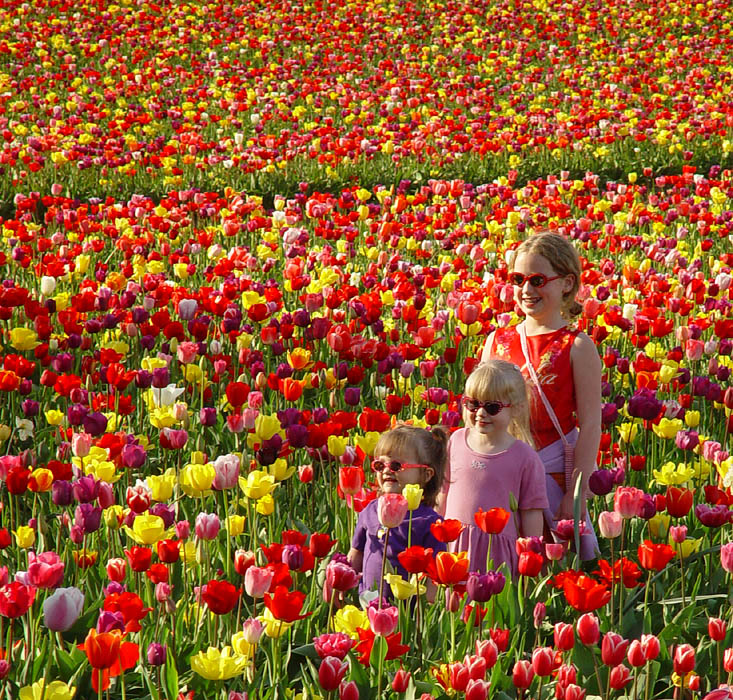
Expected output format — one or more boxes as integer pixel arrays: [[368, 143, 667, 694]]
[[74, 503, 102, 534], [82, 411, 108, 437], [52, 480, 73, 507], [122, 443, 146, 469], [72, 475, 99, 503], [97, 610, 126, 633], [626, 389, 662, 421], [147, 642, 167, 666], [199, 407, 217, 426], [281, 545, 304, 571], [467, 571, 506, 602], [588, 469, 615, 496]]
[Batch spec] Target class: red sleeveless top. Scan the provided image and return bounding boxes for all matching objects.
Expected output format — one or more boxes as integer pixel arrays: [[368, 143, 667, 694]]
[[486, 324, 578, 450]]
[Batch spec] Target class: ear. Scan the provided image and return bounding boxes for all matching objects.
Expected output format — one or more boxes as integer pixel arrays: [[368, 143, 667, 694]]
[[562, 274, 575, 294]]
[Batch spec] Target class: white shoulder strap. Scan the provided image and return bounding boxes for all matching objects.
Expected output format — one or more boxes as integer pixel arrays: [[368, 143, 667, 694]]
[[518, 323, 570, 449]]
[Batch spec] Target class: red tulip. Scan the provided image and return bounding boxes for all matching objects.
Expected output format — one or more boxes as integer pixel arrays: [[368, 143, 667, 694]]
[[609, 664, 632, 689], [709, 617, 727, 642], [309, 533, 336, 558], [0, 582, 35, 618], [264, 585, 310, 622], [201, 580, 241, 615], [601, 632, 630, 667], [562, 574, 611, 612], [430, 519, 465, 543], [474, 507, 510, 534], [637, 540, 675, 571], [512, 660, 534, 689], [125, 546, 152, 573], [318, 656, 348, 692], [554, 622, 575, 651], [673, 644, 695, 674], [391, 668, 411, 693], [434, 551, 469, 586], [338, 466, 364, 496], [531, 646, 555, 676], [576, 613, 600, 645], [517, 551, 543, 577], [665, 486, 694, 518]]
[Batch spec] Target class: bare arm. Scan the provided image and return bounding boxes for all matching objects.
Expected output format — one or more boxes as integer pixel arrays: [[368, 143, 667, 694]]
[[520, 508, 544, 538], [347, 548, 363, 573], [479, 330, 496, 363], [558, 332, 602, 519]]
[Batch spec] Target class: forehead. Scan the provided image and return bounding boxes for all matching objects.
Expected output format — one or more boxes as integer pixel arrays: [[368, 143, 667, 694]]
[[375, 445, 419, 462], [512, 252, 557, 275]]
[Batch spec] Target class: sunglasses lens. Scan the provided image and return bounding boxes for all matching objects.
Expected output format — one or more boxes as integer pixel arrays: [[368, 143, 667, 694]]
[[529, 274, 547, 287], [510, 273, 524, 286], [484, 402, 502, 415]]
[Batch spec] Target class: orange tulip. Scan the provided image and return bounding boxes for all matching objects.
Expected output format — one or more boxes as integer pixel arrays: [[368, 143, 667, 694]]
[[434, 551, 469, 586]]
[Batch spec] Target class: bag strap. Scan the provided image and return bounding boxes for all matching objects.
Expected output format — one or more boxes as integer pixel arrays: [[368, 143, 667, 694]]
[[517, 324, 569, 447], [518, 323, 576, 493]]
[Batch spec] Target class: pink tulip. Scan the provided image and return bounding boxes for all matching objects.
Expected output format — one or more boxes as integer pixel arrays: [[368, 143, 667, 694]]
[[669, 525, 687, 544], [244, 566, 274, 598], [597, 511, 623, 538], [545, 542, 566, 561], [241, 617, 265, 644], [613, 487, 645, 519], [194, 512, 220, 540], [212, 453, 240, 490], [176, 341, 198, 364], [721, 543, 733, 573], [71, 432, 92, 458], [377, 494, 409, 529], [367, 604, 399, 636], [43, 586, 84, 631], [27, 551, 65, 589]]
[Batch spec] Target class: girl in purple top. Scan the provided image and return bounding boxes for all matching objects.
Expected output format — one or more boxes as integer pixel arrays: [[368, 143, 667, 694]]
[[437, 360, 549, 578], [348, 425, 447, 598]]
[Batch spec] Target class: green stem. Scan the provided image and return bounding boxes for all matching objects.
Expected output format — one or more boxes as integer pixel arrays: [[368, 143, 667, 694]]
[[378, 528, 390, 607]]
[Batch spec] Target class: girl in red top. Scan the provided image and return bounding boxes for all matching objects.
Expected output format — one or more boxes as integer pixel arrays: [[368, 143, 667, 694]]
[[481, 232, 601, 559]]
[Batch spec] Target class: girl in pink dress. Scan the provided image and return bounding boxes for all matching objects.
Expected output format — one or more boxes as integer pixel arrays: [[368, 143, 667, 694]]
[[437, 361, 548, 577], [481, 232, 601, 559]]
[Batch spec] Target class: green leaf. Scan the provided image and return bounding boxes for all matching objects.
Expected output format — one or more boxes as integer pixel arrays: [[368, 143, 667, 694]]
[[165, 657, 179, 699], [369, 634, 388, 670], [291, 642, 320, 659]]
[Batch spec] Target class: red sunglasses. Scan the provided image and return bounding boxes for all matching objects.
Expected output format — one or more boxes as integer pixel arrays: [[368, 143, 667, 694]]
[[509, 272, 564, 288], [371, 459, 431, 474], [463, 398, 511, 415]]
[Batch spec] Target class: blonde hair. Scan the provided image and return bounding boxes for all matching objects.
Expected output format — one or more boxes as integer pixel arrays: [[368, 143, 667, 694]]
[[374, 424, 448, 507], [463, 360, 534, 447], [512, 231, 583, 318]]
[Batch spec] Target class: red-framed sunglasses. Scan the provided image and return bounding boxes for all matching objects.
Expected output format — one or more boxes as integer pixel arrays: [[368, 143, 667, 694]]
[[371, 459, 431, 474], [509, 272, 564, 288], [463, 398, 511, 415]]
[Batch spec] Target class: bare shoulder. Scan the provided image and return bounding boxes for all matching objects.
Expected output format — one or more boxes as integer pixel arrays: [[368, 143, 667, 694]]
[[570, 330, 601, 365]]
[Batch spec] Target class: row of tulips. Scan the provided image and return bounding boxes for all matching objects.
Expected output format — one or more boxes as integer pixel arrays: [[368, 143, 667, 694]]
[[0, 167, 731, 697], [1, 0, 733, 203]]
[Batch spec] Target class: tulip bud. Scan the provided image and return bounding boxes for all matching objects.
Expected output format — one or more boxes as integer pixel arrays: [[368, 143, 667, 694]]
[[512, 660, 534, 689], [577, 613, 600, 645], [531, 646, 555, 677], [710, 618, 728, 642], [673, 644, 695, 674], [608, 664, 632, 689]]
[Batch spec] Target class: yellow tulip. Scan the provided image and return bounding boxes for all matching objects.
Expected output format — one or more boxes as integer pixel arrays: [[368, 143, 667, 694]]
[[0, 424, 10, 442], [256, 494, 275, 516], [354, 431, 380, 456], [647, 513, 670, 539], [327, 435, 348, 458], [180, 462, 216, 497], [267, 459, 295, 482], [669, 536, 702, 560], [148, 469, 176, 502], [125, 514, 168, 545], [226, 515, 246, 537], [384, 573, 424, 600], [254, 414, 281, 441], [403, 484, 423, 511], [652, 461, 695, 486], [287, 348, 312, 370], [333, 605, 368, 639], [258, 608, 293, 638], [617, 422, 639, 443], [19, 680, 76, 700], [230, 632, 254, 660], [104, 506, 125, 530], [84, 458, 120, 484], [239, 470, 276, 500], [10, 328, 40, 351], [45, 410, 65, 426], [652, 418, 683, 439], [180, 541, 199, 565], [190, 646, 249, 680], [684, 411, 700, 428], [15, 526, 36, 549]]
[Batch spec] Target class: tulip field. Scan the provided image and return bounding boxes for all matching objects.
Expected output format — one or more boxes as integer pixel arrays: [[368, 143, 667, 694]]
[[2, 0, 733, 698]]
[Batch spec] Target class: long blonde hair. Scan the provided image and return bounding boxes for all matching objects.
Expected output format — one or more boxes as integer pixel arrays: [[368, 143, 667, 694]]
[[463, 360, 534, 447]]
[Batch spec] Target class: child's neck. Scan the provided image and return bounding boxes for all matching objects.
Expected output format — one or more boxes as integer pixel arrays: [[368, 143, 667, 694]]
[[523, 312, 567, 335], [466, 429, 515, 455]]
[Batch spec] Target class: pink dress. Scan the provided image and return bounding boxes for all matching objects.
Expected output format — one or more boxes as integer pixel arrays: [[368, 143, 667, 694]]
[[485, 323, 599, 559], [443, 428, 549, 577]]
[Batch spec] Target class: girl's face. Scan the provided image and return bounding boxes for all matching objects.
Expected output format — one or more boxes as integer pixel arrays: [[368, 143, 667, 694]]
[[512, 252, 574, 321], [373, 448, 434, 496], [463, 396, 513, 439]]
